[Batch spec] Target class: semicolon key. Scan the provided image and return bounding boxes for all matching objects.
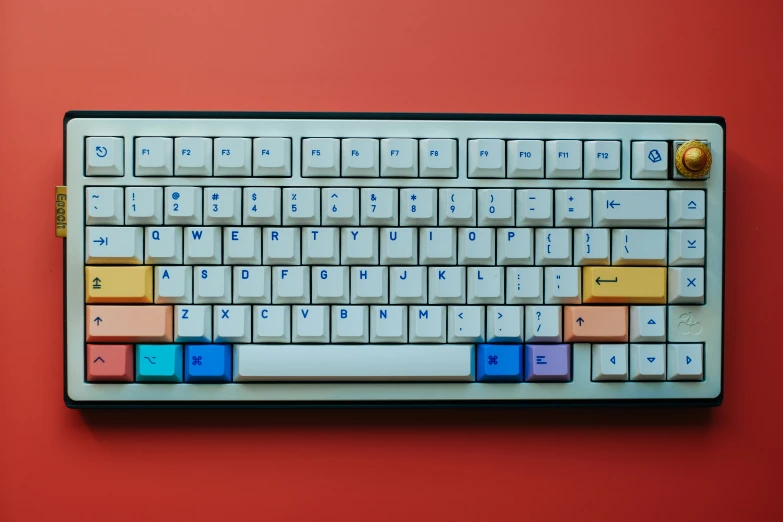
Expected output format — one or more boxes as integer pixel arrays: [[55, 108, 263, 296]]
[[86, 305, 173, 343]]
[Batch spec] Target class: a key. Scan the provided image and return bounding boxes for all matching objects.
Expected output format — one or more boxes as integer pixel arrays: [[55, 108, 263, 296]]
[[381, 138, 417, 177], [467, 267, 504, 304], [165, 186, 202, 225], [409, 306, 447, 343], [506, 267, 543, 304], [420, 139, 457, 178], [243, 187, 281, 225], [563, 306, 628, 342], [252, 305, 291, 342], [135, 137, 173, 176], [86, 226, 143, 264], [535, 228, 572, 265], [184, 227, 222, 264], [477, 189, 514, 226], [322, 188, 359, 226], [214, 305, 251, 342], [194, 266, 231, 304], [85, 266, 152, 304], [516, 189, 553, 226], [86, 187, 123, 225], [507, 140, 544, 178], [546, 140, 582, 178], [496, 229, 533, 266], [272, 266, 310, 304], [524, 305, 562, 342], [555, 189, 591, 227], [668, 267, 704, 304], [263, 228, 301, 265], [573, 228, 610, 266], [591, 344, 629, 381], [458, 228, 495, 265], [669, 190, 705, 227], [669, 229, 705, 266], [155, 266, 193, 304], [223, 227, 261, 265], [486, 305, 524, 342], [582, 267, 666, 304], [86, 137, 124, 176], [629, 306, 666, 342], [611, 229, 667, 266], [593, 190, 667, 227], [292, 306, 330, 342], [341, 138, 379, 177], [302, 138, 340, 177], [174, 305, 212, 342], [667, 343, 704, 381], [468, 139, 505, 178], [448, 306, 485, 342], [390, 267, 427, 304], [214, 138, 251, 176], [361, 188, 398, 226], [85, 305, 172, 342], [253, 138, 292, 177], [350, 267, 388, 304], [341, 228, 379, 265], [175, 137, 212, 176], [428, 267, 466, 304], [381, 228, 417, 265], [312, 266, 349, 304], [544, 267, 581, 304], [370, 306, 408, 342], [400, 188, 437, 226], [420, 228, 457, 265], [283, 188, 320, 225], [204, 187, 241, 225], [125, 187, 163, 225], [584, 141, 621, 179], [331, 306, 370, 342], [632, 141, 668, 179], [629, 343, 666, 381], [145, 227, 183, 264], [302, 227, 339, 265], [233, 266, 271, 304], [439, 189, 476, 226]]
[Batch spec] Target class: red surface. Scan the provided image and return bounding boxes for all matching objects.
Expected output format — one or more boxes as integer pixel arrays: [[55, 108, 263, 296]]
[[1, 1, 782, 520]]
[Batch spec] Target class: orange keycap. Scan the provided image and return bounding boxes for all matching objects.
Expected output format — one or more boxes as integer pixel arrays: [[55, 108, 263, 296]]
[[564, 306, 628, 342], [86, 305, 173, 343], [86, 344, 134, 382]]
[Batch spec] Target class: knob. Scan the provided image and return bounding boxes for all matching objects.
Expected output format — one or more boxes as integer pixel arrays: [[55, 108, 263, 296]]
[[675, 140, 712, 178]]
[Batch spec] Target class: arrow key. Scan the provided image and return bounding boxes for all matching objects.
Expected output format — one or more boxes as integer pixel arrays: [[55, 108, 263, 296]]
[[591, 344, 629, 381], [86, 344, 134, 382], [86, 137, 124, 176], [667, 343, 703, 380], [630, 343, 665, 381]]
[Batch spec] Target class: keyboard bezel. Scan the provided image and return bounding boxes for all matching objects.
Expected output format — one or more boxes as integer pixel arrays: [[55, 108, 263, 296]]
[[63, 111, 725, 408]]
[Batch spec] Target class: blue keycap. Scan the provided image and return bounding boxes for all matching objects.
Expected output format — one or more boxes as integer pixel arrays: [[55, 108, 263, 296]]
[[184, 344, 232, 383], [476, 344, 523, 382], [136, 344, 183, 382]]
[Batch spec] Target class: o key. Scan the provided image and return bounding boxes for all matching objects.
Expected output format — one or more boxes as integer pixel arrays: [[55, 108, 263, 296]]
[[86, 305, 173, 342], [564, 306, 628, 342]]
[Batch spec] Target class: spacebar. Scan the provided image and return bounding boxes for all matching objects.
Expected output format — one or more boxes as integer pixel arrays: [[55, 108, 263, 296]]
[[233, 344, 476, 382]]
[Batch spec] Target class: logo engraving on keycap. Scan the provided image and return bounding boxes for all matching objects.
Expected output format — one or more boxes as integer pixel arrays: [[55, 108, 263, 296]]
[[678, 313, 703, 335], [172, 192, 180, 200], [648, 149, 662, 163]]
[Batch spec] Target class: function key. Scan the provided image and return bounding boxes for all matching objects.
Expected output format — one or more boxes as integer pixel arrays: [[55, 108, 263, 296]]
[[302, 138, 340, 177], [419, 139, 457, 178], [341, 138, 379, 177], [135, 137, 173, 176], [468, 139, 505, 178], [86, 137, 124, 176], [175, 137, 213, 176], [507, 140, 544, 178], [252, 138, 292, 177], [381, 138, 417, 177], [546, 140, 582, 178], [214, 138, 251, 176], [584, 141, 621, 179], [631, 141, 668, 179]]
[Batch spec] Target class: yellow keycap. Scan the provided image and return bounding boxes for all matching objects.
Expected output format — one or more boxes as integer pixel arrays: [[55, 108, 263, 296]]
[[85, 266, 152, 303], [582, 267, 666, 304]]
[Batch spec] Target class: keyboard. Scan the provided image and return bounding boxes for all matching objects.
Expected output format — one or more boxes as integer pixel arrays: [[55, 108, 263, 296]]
[[59, 112, 725, 407]]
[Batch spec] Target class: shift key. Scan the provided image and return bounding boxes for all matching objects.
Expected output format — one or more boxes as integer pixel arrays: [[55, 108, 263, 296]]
[[86, 305, 173, 342]]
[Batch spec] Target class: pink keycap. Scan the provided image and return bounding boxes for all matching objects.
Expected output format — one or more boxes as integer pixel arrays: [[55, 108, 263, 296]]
[[87, 344, 134, 382], [86, 305, 173, 342]]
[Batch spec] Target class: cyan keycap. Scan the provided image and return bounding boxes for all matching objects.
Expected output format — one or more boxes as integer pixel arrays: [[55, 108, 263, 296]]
[[476, 344, 523, 382], [185, 344, 232, 383], [135, 344, 183, 382]]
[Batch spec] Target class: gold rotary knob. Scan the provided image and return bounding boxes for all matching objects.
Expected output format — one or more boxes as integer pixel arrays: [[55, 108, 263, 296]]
[[675, 140, 712, 178]]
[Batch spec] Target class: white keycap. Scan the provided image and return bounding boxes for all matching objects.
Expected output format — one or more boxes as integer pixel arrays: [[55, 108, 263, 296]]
[[467, 267, 504, 304], [468, 139, 505, 178], [86, 187, 123, 225], [243, 187, 281, 225], [544, 267, 581, 304], [312, 266, 349, 304], [252, 305, 291, 342], [668, 267, 704, 304], [302, 138, 340, 177], [85, 226, 143, 264], [381, 138, 417, 177], [591, 344, 629, 381], [283, 187, 320, 225], [381, 228, 417, 265], [204, 187, 241, 225], [546, 140, 582, 178], [86, 137, 124, 176], [668, 306, 705, 343], [155, 266, 192, 304], [194, 266, 231, 304], [409, 306, 447, 343], [535, 228, 572, 265], [253, 138, 292, 177], [175, 137, 212, 176], [593, 190, 667, 227], [497, 228, 533, 265], [292, 306, 330, 342], [390, 267, 427, 304], [351, 267, 388, 304], [184, 227, 221, 264], [669, 190, 705, 227], [223, 227, 261, 265], [428, 267, 466, 304], [554, 189, 591, 227], [361, 188, 398, 225], [506, 267, 543, 304], [135, 137, 174, 176], [669, 229, 705, 266], [165, 186, 202, 225], [174, 305, 211, 342], [611, 229, 667, 266], [341, 228, 379, 265], [516, 189, 553, 226], [629, 306, 666, 342], [400, 188, 437, 226], [332, 306, 370, 342], [477, 189, 514, 226], [439, 189, 476, 226], [214, 305, 251, 342], [524, 305, 562, 342], [420, 228, 457, 265], [507, 140, 544, 178], [125, 187, 163, 225], [233, 266, 271, 304], [573, 228, 610, 266], [458, 228, 495, 265], [145, 226, 183, 264], [667, 343, 703, 380], [341, 138, 379, 177], [584, 141, 621, 179], [420, 139, 457, 178], [273, 266, 310, 303], [448, 306, 485, 342], [370, 306, 408, 342], [630, 343, 666, 381], [486, 306, 524, 342], [632, 141, 668, 179], [263, 228, 301, 265], [302, 227, 339, 265], [322, 188, 359, 226], [214, 138, 251, 176]]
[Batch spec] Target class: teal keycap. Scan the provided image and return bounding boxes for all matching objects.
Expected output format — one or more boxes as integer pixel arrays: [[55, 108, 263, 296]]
[[135, 344, 183, 382]]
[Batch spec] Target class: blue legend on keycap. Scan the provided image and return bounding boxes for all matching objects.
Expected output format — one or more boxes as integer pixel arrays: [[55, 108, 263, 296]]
[[476, 344, 523, 382], [185, 344, 232, 383], [136, 344, 183, 382]]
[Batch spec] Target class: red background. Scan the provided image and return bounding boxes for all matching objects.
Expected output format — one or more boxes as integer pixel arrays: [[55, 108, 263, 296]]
[[1, 1, 782, 520]]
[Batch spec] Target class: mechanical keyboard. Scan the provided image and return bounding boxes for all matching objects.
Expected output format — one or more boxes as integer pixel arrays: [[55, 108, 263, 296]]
[[59, 112, 725, 407]]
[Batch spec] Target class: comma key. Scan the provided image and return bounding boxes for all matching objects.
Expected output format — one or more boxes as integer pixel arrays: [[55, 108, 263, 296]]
[[86, 305, 173, 343]]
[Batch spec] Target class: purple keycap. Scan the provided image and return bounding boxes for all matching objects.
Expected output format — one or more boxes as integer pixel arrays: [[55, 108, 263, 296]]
[[524, 344, 572, 382]]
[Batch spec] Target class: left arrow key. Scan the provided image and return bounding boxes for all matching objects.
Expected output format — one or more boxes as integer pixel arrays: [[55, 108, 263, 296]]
[[86, 344, 134, 382]]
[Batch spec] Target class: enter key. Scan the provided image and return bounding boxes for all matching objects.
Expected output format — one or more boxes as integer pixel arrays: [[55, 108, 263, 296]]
[[582, 266, 666, 304], [564, 306, 628, 342]]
